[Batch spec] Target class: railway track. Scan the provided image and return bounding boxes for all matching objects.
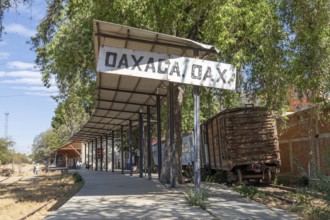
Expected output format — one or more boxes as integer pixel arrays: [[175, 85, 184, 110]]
[[0, 170, 66, 219], [232, 183, 299, 205], [269, 184, 298, 192], [270, 183, 323, 197], [2, 176, 55, 219], [19, 199, 55, 220], [1, 175, 46, 188], [0, 176, 23, 186], [0, 176, 10, 183], [260, 187, 296, 205], [254, 183, 321, 205]]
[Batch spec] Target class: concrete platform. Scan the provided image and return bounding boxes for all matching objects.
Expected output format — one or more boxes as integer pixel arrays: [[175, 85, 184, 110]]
[[45, 170, 212, 220], [45, 170, 301, 220]]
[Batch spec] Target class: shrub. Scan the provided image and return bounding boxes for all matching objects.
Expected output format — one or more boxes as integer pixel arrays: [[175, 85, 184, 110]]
[[308, 206, 330, 220], [72, 172, 83, 183], [310, 178, 330, 202], [0, 168, 14, 177], [297, 176, 309, 186], [205, 170, 226, 183], [234, 184, 259, 199]]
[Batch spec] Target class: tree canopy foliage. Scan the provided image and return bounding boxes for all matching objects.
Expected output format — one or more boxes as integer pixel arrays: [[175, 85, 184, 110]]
[[0, 0, 32, 38], [31, 129, 58, 162], [0, 138, 30, 165], [279, 0, 330, 108], [0, 138, 14, 164], [33, 0, 329, 113]]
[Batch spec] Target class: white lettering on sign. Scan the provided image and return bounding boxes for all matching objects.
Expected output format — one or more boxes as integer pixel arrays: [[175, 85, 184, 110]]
[[97, 46, 236, 90]]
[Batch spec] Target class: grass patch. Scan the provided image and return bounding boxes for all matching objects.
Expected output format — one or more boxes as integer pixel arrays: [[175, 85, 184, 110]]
[[185, 187, 209, 209], [232, 180, 330, 219], [0, 164, 84, 219], [233, 184, 259, 199], [205, 171, 226, 184], [72, 172, 83, 183]]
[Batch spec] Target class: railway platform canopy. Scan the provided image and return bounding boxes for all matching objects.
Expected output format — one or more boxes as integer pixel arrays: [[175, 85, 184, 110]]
[[69, 19, 223, 142], [52, 142, 82, 158], [69, 20, 236, 188], [48, 142, 82, 169]]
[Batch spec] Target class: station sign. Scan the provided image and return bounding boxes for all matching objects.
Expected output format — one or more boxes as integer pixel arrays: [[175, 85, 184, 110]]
[[97, 46, 236, 90]]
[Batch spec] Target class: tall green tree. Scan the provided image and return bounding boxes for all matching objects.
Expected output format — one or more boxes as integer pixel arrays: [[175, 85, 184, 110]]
[[0, 138, 14, 165], [279, 0, 330, 108], [51, 81, 91, 138], [31, 129, 58, 162], [203, 0, 290, 112]]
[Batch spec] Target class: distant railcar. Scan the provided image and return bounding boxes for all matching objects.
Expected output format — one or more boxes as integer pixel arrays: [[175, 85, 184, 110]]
[[201, 107, 281, 183], [152, 133, 195, 166]]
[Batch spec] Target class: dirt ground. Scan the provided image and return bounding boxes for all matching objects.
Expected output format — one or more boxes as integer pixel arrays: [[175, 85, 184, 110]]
[[0, 163, 83, 220]]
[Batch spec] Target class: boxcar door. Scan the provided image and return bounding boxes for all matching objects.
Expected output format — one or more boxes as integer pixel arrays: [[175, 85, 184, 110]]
[[218, 117, 227, 169], [208, 121, 216, 169], [201, 124, 209, 167]]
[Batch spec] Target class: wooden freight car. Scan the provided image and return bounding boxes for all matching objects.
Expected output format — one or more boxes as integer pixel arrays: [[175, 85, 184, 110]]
[[201, 107, 281, 184]]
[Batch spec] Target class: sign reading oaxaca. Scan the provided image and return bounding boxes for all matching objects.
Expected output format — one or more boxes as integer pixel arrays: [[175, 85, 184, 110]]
[[97, 46, 236, 90]]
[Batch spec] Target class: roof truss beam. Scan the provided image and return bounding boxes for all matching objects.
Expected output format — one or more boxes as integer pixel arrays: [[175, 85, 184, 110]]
[[96, 98, 155, 107], [96, 107, 140, 114], [95, 32, 216, 54], [92, 114, 138, 121], [87, 121, 130, 126], [82, 126, 128, 132], [98, 87, 166, 97]]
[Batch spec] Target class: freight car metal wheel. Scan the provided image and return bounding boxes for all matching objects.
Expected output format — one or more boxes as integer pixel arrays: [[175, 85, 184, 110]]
[[226, 171, 234, 184], [236, 169, 243, 184], [264, 169, 272, 184]]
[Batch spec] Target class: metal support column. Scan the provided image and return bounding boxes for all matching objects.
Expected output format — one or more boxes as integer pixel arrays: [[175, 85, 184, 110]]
[[84, 142, 87, 164], [169, 82, 176, 188], [91, 140, 94, 170], [147, 106, 151, 180], [121, 125, 124, 174], [106, 134, 108, 172], [194, 85, 201, 193], [112, 130, 115, 172], [129, 120, 133, 176], [87, 142, 90, 168], [95, 138, 98, 171], [100, 136, 103, 171], [156, 95, 162, 179], [139, 113, 144, 178]]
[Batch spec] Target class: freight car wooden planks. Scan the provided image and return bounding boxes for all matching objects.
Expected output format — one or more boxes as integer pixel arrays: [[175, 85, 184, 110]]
[[201, 107, 281, 183]]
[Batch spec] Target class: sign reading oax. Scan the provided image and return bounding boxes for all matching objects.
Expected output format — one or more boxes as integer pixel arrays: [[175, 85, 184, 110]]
[[97, 46, 236, 90]]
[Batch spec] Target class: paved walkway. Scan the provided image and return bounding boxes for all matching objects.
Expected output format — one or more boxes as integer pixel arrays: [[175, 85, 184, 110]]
[[45, 170, 301, 220]]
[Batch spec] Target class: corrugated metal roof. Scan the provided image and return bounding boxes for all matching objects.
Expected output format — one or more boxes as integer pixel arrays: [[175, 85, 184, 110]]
[[70, 20, 219, 142]]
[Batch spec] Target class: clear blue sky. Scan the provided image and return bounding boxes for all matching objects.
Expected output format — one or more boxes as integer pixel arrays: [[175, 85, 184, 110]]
[[0, 1, 58, 154]]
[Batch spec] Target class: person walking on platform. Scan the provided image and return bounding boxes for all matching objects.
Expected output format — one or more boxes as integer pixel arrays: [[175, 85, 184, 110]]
[[34, 163, 39, 175]]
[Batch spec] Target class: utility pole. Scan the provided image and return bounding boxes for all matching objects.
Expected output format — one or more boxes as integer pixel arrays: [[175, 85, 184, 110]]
[[4, 112, 14, 170], [5, 112, 9, 139]]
